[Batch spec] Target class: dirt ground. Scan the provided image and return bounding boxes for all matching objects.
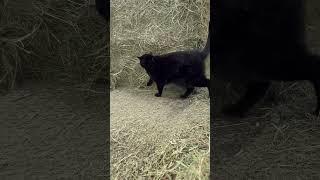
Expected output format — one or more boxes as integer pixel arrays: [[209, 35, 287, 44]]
[[0, 81, 108, 179], [110, 86, 210, 179]]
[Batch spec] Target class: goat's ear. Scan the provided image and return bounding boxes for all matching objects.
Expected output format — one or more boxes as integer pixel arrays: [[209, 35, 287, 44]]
[[137, 56, 142, 60]]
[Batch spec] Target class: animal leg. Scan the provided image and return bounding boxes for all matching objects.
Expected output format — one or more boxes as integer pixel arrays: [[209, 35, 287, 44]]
[[222, 81, 271, 117], [180, 87, 195, 98], [155, 82, 165, 97], [190, 77, 211, 97], [147, 78, 153, 86]]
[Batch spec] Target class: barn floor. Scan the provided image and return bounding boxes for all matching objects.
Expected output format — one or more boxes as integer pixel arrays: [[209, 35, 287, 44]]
[[213, 81, 320, 179], [0, 81, 108, 179], [2, 80, 320, 179], [110, 86, 210, 179]]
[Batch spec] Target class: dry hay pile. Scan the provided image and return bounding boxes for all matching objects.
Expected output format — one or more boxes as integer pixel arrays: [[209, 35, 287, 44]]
[[111, 89, 210, 179], [0, 0, 108, 91], [110, 0, 210, 89], [110, 0, 210, 179]]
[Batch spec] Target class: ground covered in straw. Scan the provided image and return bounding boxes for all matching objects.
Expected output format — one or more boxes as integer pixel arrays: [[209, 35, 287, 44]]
[[213, 81, 320, 179], [110, 0, 320, 179], [110, 0, 210, 179], [0, 81, 107, 179], [4, 0, 320, 179], [111, 87, 210, 179], [0, 0, 107, 91], [0, 0, 109, 178]]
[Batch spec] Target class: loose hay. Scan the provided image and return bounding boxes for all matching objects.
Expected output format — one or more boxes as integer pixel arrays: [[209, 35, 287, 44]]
[[111, 89, 210, 179], [0, 0, 108, 91], [110, 0, 210, 88], [110, 0, 210, 179]]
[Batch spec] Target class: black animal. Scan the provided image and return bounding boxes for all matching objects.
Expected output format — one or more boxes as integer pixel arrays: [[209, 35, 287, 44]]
[[138, 22, 211, 98], [212, 0, 320, 117], [95, 0, 108, 20]]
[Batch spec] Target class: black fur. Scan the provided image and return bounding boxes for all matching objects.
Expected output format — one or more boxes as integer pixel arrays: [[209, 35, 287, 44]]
[[138, 22, 211, 98], [95, 0, 108, 20], [212, 0, 320, 117]]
